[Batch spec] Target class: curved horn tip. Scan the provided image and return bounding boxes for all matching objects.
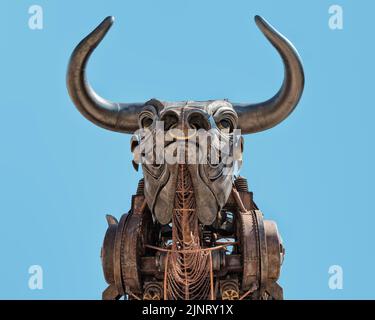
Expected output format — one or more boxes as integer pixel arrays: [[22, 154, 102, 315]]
[[83, 16, 115, 44], [103, 16, 115, 25], [92, 16, 115, 36], [254, 15, 266, 25], [254, 15, 263, 23], [253, 15, 274, 33], [97, 16, 115, 32]]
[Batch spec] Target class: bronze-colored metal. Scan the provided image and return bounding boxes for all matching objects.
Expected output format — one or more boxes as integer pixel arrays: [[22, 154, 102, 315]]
[[237, 210, 259, 291], [222, 290, 239, 300], [121, 196, 147, 295], [140, 254, 242, 277], [113, 213, 128, 296], [100, 180, 285, 300], [264, 220, 284, 281], [68, 15, 302, 300], [164, 164, 212, 300], [101, 215, 118, 285], [220, 280, 240, 300], [143, 282, 163, 300]]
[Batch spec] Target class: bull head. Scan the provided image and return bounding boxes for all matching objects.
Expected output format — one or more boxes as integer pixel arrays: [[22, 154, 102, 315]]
[[67, 16, 304, 226]]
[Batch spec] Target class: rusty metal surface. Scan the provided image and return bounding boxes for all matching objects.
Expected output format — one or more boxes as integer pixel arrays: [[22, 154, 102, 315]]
[[237, 210, 259, 291], [101, 215, 118, 285], [264, 220, 284, 281], [164, 164, 212, 300], [113, 213, 128, 296], [101, 179, 285, 300], [67, 14, 303, 301], [140, 254, 242, 277], [255, 210, 269, 297], [121, 195, 147, 295]]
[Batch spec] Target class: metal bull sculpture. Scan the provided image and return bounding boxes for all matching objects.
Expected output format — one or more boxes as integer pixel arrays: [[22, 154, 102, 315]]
[[67, 15, 304, 300]]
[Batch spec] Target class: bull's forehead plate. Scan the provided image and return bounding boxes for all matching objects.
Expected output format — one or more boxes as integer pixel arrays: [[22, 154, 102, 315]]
[[157, 100, 233, 116]]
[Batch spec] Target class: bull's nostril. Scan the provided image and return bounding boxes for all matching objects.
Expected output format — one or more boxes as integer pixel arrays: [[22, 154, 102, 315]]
[[160, 112, 179, 131], [187, 112, 210, 131]]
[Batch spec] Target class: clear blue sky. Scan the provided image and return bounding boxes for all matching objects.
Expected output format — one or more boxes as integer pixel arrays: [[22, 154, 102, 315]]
[[1, 0, 374, 299]]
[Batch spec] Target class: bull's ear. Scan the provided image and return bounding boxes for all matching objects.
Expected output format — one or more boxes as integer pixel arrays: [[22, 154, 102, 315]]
[[234, 15, 304, 134], [132, 160, 139, 172], [130, 135, 139, 153], [105, 214, 118, 226], [130, 135, 140, 171]]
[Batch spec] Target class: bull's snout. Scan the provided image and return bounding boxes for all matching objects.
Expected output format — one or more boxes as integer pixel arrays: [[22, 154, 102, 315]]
[[163, 109, 211, 141]]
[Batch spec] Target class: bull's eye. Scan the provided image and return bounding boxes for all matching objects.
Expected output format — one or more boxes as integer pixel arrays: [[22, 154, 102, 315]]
[[141, 117, 153, 128], [139, 105, 158, 129], [218, 118, 233, 132]]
